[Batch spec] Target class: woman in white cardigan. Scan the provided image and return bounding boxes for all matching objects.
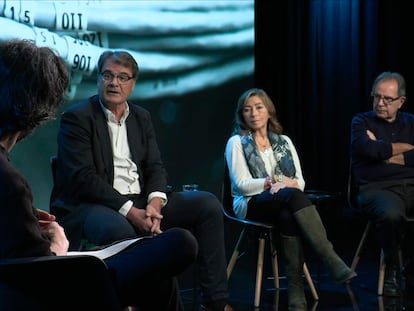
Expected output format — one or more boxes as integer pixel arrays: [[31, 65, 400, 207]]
[[225, 88, 356, 311]]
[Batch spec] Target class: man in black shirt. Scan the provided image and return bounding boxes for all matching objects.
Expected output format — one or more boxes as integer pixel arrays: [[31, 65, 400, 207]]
[[350, 71, 414, 297]]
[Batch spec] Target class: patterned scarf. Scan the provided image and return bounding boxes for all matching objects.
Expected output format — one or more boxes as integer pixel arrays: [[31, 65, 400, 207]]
[[240, 131, 296, 178]]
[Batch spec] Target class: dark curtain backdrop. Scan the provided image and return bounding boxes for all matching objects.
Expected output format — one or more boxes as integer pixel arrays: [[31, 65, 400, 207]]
[[255, 0, 412, 197]]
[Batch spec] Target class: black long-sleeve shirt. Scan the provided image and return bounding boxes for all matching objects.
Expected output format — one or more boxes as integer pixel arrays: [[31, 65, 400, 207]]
[[350, 110, 414, 186]]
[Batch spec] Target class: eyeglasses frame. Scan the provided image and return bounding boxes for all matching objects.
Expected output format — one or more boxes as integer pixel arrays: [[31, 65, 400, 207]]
[[371, 93, 401, 105], [99, 71, 134, 84]]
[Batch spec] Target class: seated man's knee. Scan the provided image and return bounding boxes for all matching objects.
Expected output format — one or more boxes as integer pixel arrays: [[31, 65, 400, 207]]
[[84, 212, 136, 245], [191, 191, 223, 216], [382, 206, 403, 223], [359, 190, 404, 224]]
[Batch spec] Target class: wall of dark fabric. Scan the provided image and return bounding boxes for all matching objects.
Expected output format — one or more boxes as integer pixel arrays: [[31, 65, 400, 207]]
[[255, 0, 412, 197]]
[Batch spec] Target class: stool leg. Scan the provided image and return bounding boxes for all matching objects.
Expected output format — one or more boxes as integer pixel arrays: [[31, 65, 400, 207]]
[[227, 228, 246, 279], [378, 296, 385, 311], [269, 232, 279, 290], [254, 238, 265, 308], [303, 263, 319, 301], [271, 250, 279, 289], [378, 249, 385, 295], [351, 222, 371, 271]]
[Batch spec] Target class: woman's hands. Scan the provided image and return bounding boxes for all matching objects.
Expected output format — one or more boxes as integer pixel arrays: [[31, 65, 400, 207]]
[[264, 176, 273, 190], [266, 175, 301, 194], [269, 181, 286, 194]]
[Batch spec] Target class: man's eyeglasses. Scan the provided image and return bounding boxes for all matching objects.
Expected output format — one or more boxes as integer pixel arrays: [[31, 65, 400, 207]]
[[99, 71, 134, 84], [371, 93, 401, 105]]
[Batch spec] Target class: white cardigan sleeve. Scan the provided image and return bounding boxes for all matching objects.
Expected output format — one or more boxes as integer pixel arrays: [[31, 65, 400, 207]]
[[225, 135, 266, 196]]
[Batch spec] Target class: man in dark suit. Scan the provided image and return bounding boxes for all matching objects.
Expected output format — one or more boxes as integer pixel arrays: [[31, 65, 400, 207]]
[[50, 50, 233, 311]]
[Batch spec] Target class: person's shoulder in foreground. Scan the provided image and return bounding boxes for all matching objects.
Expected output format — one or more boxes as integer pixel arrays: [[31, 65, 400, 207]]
[[0, 39, 71, 258]]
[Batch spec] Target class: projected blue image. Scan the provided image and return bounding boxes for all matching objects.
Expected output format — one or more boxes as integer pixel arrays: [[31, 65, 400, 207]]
[[1, 0, 254, 211]]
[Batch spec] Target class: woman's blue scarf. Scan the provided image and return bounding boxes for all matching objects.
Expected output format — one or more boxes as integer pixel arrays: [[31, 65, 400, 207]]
[[240, 131, 296, 178]]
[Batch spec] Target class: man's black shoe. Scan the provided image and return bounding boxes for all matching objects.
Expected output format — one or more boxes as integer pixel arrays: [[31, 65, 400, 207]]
[[383, 266, 401, 297], [383, 281, 401, 297]]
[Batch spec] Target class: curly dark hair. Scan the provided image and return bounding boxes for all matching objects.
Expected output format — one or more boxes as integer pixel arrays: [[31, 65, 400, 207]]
[[0, 39, 70, 139]]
